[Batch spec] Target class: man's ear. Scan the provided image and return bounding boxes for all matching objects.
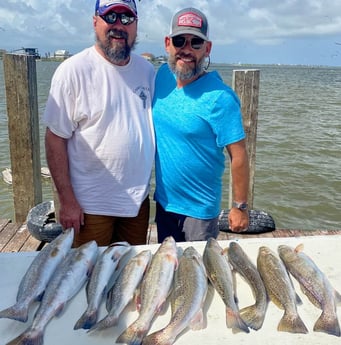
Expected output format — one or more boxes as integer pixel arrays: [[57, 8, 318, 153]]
[[165, 36, 171, 53]]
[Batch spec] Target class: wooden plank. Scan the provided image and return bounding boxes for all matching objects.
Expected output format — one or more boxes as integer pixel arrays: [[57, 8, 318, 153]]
[[232, 69, 260, 209], [3, 54, 42, 223], [0, 219, 11, 231], [1, 224, 29, 252], [0, 223, 17, 251], [20, 231, 43, 252], [0, 221, 42, 252]]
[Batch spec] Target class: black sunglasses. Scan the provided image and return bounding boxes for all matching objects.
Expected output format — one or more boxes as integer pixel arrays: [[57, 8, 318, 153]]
[[99, 12, 137, 25], [171, 36, 205, 50]]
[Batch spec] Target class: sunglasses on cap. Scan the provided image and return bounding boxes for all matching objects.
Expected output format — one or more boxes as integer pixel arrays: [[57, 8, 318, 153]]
[[99, 12, 137, 25], [171, 36, 205, 50]]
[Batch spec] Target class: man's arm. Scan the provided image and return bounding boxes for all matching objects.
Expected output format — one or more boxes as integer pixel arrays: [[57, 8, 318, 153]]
[[226, 139, 250, 232], [45, 128, 83, 233]]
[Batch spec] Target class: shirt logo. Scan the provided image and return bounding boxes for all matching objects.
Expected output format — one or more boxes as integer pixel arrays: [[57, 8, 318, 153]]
[[134, 86, 149, 109], [178, 13, 202, 28]]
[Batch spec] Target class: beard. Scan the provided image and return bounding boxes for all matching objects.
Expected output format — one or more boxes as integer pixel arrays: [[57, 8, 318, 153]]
[[96, 29, 137, 64], [168, 53, 206, 81]]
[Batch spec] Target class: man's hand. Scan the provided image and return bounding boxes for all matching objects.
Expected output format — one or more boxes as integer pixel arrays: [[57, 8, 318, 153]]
[[228, 207, 249, 232]]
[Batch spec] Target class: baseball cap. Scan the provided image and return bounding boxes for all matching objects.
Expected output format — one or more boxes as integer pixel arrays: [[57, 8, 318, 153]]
[[169, 8, 209, 41], [95, 0, 137, 16]]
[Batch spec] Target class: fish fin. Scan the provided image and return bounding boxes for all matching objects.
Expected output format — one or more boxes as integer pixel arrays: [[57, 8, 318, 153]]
[[294, 243, 304, 253], [0, 303, 29, 323], [156, 298, 169, 316], [278, 311, 308, 334], [6, 328, 44, 345], [240, 304, 266, 331], [190, 308, 206, 331], [142, 329, 174, 345], [74, 308, 98, 330], [88, 314, 119, 333], [226, 307, 250, 334], [313, 310, 341, 337], [335, 289, 341, 306], [222, 247, 229, 256], [167, 254, 178, 271], [116, 319, 149, 345], [134, 288, 142, 312]]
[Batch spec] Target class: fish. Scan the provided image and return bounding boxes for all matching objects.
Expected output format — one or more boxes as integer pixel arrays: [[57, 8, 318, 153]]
[[88, 249, 152, 333], [257, 245, 308, 334], [227, 241, 268, 330], [74, 241, 131, 330], [278, 243, 341, 337], [116, 236, 178, 345], [0, 228, 74, 322], [203, 238, 249, 334], [142, 246, 208, 345], [6, 240, 98, 345]]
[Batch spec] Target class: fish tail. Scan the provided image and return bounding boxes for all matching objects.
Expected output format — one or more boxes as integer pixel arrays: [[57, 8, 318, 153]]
[[0, 303, 29, 322], [74, 309, 98, 330], [240, 304, 266, 331], [6, 328, 44, 345], [142, 329, 173, 345], [335, 290, 341, 306], [313, 311, 341, 337], [88, 315, 119, 333], [116, 320, 149, 345], [226, 307, 250, 334], [278, 311, 308, 334]]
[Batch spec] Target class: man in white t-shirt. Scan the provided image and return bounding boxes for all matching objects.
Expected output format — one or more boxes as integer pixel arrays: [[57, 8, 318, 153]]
[[43, 0, 155, 247]]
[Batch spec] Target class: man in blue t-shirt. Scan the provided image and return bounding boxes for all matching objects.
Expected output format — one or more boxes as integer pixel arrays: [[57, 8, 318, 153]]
[[153, 7, 250, 242]]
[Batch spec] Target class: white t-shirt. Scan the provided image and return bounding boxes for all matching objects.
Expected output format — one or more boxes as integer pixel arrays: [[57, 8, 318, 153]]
[[43, 46, 155, 217]]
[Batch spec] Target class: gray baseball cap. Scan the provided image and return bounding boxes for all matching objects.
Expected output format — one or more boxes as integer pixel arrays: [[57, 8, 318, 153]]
[[169, 8, 209, 41]]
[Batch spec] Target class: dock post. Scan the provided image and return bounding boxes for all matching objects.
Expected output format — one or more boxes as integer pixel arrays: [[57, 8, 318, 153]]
[[3, 53, 42, 222], [231, 69, 260, 209]]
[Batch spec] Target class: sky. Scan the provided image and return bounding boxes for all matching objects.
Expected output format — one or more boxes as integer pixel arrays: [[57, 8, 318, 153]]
[[1, 0, 341, 66]]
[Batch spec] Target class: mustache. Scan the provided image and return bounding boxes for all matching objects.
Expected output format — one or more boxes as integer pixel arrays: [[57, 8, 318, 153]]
[[176, 52, 196, 60], [107, 29, 128, 40]]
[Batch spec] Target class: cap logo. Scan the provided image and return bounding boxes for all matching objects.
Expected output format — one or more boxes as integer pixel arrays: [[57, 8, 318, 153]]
[[178, 13, 202, 28]]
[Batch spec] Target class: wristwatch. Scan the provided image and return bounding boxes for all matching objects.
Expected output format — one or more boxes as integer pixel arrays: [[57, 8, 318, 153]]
[[232, 201, 248, 211]]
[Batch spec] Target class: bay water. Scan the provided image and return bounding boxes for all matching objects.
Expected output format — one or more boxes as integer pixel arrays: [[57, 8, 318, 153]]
[[0, 60, 340, 230]]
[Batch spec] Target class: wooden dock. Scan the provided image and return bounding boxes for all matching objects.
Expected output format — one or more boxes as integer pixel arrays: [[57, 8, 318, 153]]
[[2, 219, 341, 253], [0, 219, 44, 252]]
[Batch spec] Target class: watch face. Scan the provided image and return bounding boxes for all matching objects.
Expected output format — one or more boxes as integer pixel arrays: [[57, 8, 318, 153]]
[[239, 203, 248, 210], [233, 201, 248, 210]]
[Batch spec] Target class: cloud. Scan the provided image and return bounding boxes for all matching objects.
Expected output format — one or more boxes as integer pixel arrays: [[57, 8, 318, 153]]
[[0, 0, 341, 65]]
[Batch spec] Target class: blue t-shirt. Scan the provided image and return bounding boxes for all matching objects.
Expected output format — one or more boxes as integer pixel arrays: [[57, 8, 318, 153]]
[[153, 63, 245, 219]]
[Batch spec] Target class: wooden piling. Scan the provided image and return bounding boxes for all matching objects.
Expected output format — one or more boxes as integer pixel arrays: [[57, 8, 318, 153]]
[[3, 54, 42, 222], [232, 69, 260, 209]]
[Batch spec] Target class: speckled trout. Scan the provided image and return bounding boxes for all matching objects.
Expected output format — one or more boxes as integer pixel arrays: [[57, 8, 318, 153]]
[[203, 238, 249, 334], [89, 250, 152, 333], [116, 236, 178, 345], [74, 241, 131, 330], [0, 228, 74, 322], [6, 240, 98, 345], [257, 245, 308, 334], [278, 244, 341, 337], [228, 241, 268, 330], [142, 246, 208, 345]]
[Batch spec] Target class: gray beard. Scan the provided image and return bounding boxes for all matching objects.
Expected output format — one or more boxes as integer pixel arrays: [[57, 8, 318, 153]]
[[168, 54, 206, 81], [96, 30, 136, 65]]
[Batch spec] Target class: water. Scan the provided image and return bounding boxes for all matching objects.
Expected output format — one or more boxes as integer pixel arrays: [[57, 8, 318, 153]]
[[0, 60, 340, 230]]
